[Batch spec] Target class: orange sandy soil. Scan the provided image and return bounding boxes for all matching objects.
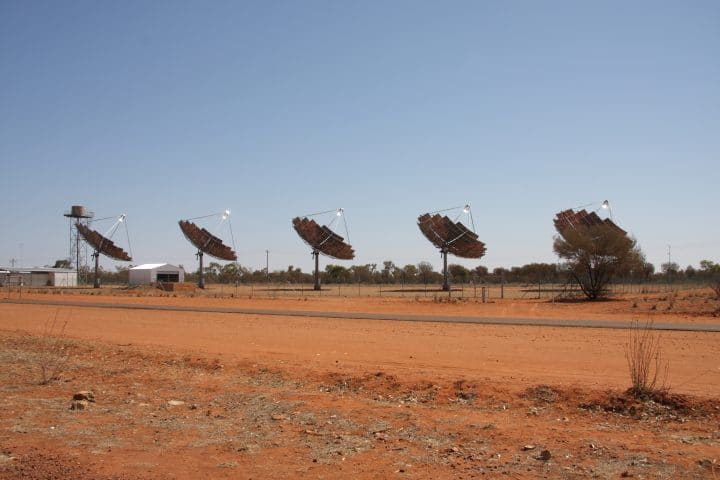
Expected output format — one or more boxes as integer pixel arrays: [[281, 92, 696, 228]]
[[5, 284, 720, 324], [0, 290, 719, 479]]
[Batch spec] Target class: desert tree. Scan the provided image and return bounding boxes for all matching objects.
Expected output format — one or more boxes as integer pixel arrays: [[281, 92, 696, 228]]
[[553, 215, 645, 300], [699, 259, 720, 274], [204, 262, 222, 283], [472, 265, 489, 279], [218, 262, 249, 284], [401, 264, 419, 283], [448, 264, 470, 283], [324, 264, 351, 283], [417, 261, 435, 284], [699, 260, 720, 299], [661, 262, 680, 280], [53, 259, 71, 269], [381, 260, 396, 282], [349, 264, 374, 283]]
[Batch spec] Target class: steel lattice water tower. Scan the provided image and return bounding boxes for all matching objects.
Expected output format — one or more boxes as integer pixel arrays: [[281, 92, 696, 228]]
[[64, 205, 94, 284]]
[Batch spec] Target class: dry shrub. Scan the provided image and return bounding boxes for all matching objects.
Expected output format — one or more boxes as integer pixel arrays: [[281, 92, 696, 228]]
[[625, 319, 668, 399], [711, 281, 720, 300], [322, 371, 401, 395], [580, 389, 694, 420], [523, 384, 561, 405], [38, 310, 71, 385]]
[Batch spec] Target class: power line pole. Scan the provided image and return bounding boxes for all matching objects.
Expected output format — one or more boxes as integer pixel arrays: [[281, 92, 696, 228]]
[[265, 250, 269, 282]]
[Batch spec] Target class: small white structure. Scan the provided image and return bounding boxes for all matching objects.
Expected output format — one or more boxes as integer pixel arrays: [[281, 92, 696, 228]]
[[129, 263, 185, 286], [0, 268, 77, 287]]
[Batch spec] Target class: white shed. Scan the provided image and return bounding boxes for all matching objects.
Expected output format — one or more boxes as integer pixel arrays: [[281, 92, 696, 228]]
[[49, 269, 78, 287], [0, 268, 77, 287], [129, 263, 185, 286]]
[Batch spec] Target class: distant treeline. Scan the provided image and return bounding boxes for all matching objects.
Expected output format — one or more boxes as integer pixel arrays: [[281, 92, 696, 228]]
[[70, 259, 720, 286]]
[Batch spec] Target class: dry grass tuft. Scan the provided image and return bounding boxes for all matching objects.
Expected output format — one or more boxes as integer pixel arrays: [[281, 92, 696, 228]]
[[38, 309, 71, 385], [625, 319, 668, 399]]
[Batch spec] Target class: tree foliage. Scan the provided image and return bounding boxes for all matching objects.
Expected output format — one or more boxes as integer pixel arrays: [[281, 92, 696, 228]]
[[417, 261, 436, 283], [53, 259, 71, 269], [87, 255, 719, 289], [661, 262, 680, 275], [448, 264, 470, 283], [554, 223, 645, 300]]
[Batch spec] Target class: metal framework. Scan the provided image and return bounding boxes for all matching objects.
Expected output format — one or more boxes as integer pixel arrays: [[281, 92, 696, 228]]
[[76, 218, 132, 288], [292, 209, 354, 290], [417, 205, 486, 291], [64, 205, 94, 284], [178, 213, 237, 289]]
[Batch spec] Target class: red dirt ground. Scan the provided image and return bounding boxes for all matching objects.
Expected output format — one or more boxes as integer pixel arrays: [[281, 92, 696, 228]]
[[0, 289, 718, 479]]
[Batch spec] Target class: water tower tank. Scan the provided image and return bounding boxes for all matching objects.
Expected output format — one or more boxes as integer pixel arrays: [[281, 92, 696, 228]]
[[71, 205, 87, 218]]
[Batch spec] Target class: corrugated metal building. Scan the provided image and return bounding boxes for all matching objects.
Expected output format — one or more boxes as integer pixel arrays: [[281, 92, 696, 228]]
[[129, 263, 185, 286], [0, 268, 77, 287]]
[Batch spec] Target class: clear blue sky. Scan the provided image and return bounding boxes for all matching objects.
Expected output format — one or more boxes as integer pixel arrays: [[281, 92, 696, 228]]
[[1, 0, 718, 275]]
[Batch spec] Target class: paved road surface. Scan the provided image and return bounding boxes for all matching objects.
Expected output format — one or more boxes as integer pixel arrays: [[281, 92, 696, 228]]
[[2, 298, 719, 332]]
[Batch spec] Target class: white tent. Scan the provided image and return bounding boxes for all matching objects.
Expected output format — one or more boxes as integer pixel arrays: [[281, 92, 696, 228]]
[[129, 263, 185, 286]]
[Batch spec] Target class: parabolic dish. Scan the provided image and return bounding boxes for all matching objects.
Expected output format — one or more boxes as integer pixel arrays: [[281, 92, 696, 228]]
[[76, 223, 132, 261], [292, 217, 355, 260], [179, 220, 237, 261], [417, 213, 486, 259], [553, 209, 626, 236]]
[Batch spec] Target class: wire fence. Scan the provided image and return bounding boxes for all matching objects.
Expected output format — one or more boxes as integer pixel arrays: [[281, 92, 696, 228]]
[[4, 279, 712, 301], [213, 281, 708, 300]]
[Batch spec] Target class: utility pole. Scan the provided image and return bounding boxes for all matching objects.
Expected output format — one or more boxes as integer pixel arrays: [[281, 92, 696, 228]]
[[265, 250, 269, 282]]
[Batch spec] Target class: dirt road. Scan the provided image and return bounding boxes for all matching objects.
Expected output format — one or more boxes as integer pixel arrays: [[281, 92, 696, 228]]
[[1, 299, 718, 396], [3, 297, 720, 332]]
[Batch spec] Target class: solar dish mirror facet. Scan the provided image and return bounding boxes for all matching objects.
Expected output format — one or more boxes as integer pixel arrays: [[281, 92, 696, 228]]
[[417, 212, 486, 259], [417, 205, 486, 291], [292, 217, 355, 260], [292, 208, 355, 291], [76, 223, 132, 261], [75, 213, 133, 289], [179, 220, 237, 261], [178, 210, 238, 289], [553, 208, 626, 237]]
